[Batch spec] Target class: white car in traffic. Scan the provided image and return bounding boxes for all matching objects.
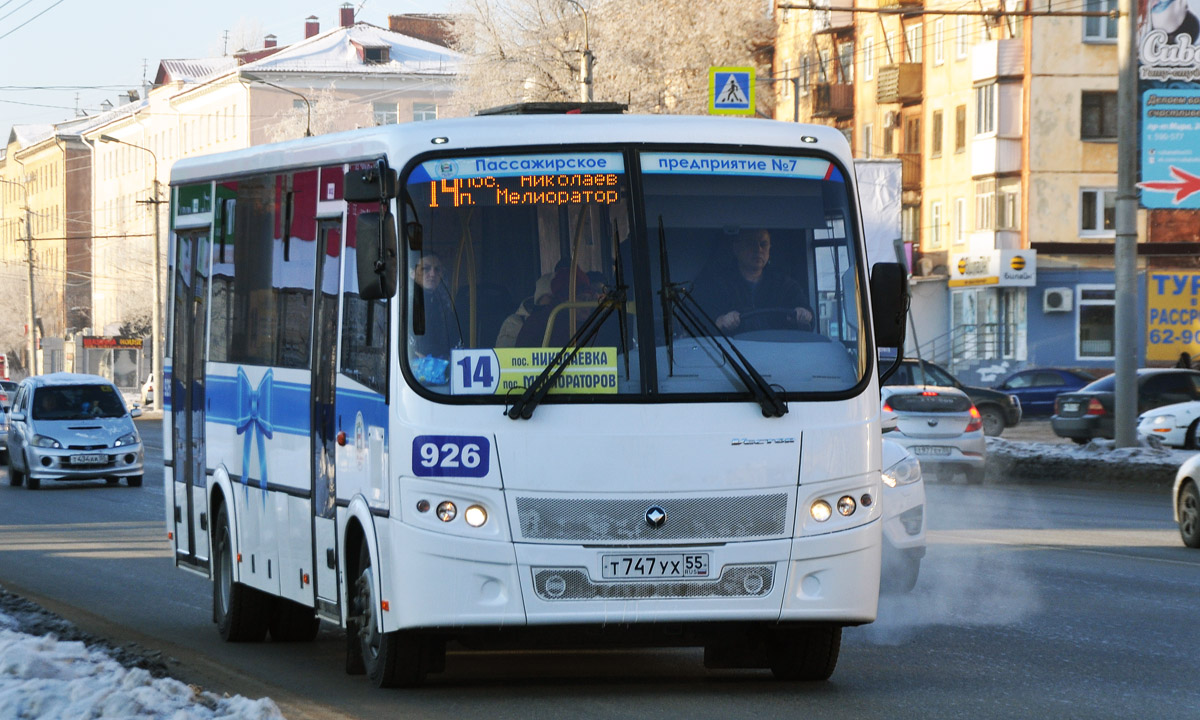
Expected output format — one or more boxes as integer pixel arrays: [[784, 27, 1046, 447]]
[[1174, 453, 1200, 548], [1138, 400, 1200, 449]]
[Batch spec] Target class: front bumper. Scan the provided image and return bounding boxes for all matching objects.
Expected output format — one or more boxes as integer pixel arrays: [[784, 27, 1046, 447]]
[[24, 443, 144, 481], [380, 515, 881, 634], [882, 480, 925, 552]]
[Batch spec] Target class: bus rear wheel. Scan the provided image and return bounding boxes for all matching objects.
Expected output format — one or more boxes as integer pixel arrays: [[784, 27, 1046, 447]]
[[768, 624, 842, 681], [213, 505, 269, 642], [353, 544, 438, 688]]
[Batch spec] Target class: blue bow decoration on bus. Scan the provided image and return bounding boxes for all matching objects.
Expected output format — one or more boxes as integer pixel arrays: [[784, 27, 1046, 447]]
[[235, 367, 273, 492]]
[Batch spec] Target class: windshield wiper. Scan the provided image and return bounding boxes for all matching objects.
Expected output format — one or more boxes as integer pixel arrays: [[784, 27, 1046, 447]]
[[507, 281, 628, 420], [656, 219, 786, 418]]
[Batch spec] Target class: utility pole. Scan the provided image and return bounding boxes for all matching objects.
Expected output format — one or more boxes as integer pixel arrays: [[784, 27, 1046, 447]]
[[564, 0, 594, 102], [99, 135, 162, 410], [1, 177, 37, 376], [1113, 0, 1139, 447]]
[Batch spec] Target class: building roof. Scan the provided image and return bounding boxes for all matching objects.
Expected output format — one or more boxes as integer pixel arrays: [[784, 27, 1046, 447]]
[[154, 57, 239, 86], [241, 21, 460, 76], [8, 124, 56, 149]]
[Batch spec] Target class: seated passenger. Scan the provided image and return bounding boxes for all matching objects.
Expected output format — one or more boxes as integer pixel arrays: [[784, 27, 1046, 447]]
[[691, 228, 813, 334], [516, 265, 601, 347], [409, 252, 462, 360], [495, 273, 554, 348]]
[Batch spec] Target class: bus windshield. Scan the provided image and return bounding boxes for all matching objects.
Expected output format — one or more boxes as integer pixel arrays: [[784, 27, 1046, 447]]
[[401, 148, 866, 403]]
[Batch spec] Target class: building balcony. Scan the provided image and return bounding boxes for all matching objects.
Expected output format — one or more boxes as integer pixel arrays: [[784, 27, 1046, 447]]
[[878, 0, 923, 9], [813, 83, 854, 118], [972, 38, 1024, 82], [971, 136, 1022, 176], [876, 64, 923, 105], [897, 152, 922, 192]]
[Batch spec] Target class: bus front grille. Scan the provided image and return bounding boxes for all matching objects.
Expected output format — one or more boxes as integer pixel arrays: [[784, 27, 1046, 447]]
[[532, 565, 774, 601], [515, 494, 789, 542]]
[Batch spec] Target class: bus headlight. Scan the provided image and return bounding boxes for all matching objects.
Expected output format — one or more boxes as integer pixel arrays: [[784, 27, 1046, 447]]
[[810, 499, 832, 522], [464, 505, 488, 527], [436, 501, 457, 522], [837, 495, 856, 516]]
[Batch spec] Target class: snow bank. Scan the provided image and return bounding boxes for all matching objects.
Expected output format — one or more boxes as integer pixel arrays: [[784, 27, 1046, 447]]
[[986, 436, 1196, 486], [0, 611, 285, 720]]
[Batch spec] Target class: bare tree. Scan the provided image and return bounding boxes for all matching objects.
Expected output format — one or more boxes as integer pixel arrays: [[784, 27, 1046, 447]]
[[449, 0, 775, 116], [262, 85, 371, 143]]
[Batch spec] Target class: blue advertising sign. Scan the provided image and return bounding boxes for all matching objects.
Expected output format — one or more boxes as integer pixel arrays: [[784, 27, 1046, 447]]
[[1140, 89, 1200, 208]]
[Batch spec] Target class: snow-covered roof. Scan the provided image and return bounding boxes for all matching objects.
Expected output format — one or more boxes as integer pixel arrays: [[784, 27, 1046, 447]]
[[8, 124, 55, 149], [241, 22, 460, 76], [155, 57, 239, 85]]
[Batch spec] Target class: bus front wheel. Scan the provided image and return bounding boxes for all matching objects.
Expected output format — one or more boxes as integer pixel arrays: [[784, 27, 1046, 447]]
[[768, 624, 842, 681], [213, 505, 269, 642], [353, 544, 440, 688]]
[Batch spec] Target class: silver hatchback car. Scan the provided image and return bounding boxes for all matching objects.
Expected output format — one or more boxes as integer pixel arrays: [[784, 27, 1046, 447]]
[[5, 373, 144, 489], [881, 384, 987, 484]]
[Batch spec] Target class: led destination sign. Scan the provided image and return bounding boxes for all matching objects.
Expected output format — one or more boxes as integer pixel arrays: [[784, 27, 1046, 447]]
[[426, 174, 622, 208]]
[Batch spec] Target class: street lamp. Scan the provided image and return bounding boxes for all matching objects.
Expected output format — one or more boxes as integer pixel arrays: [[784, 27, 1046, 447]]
[[563, 0, 594, 103], [0, 177, 37, 376], [99, 134, 162, 410], [241, 76, 312, 137]]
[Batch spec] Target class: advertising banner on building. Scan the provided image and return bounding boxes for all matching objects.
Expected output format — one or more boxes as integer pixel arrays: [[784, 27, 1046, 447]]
[[1146, 270, 1200, 361], [1138, 1, 1200, 209], [948, 250, 1037, 288]]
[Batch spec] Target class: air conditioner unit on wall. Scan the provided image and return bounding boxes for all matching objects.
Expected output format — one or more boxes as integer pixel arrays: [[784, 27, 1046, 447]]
[[1043, 287, 1073, 313]]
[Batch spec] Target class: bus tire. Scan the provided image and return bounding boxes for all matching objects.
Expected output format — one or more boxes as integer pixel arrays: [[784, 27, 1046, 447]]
[[269, 597, 320, 642], [213, 505, 269, 642], [768, 624, 841, 681], [354, 544, 425, 688]]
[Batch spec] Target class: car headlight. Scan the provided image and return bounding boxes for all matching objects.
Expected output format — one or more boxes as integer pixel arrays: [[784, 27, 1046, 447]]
[[113, 432, 139, 447], [1139, 414, 1175, 432], [882, 453, 922, 488], [32, 435, 62, 448]]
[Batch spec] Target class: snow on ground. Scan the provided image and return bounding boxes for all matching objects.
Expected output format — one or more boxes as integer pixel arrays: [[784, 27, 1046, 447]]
[[986, 434, 1198, 485], [0, 591, 284, 720]]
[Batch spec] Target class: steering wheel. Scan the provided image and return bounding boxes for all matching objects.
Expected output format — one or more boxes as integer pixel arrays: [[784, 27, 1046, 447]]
[[734, 307, 812, 332]]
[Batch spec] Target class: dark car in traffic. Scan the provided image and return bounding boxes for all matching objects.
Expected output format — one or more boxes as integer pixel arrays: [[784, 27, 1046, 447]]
[[882, 357, 1022, 437], [1051, 368, 1200, 444], [993, 367, 1097, 416]]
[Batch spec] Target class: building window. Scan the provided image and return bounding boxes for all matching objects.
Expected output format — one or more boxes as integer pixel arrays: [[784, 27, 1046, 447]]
[[953, 197, 968, 246], [902, 205, 920, 245], [934, 19, 945, 65], [838, 42, 854, 83], [955, 104, 967, 152], [373, 102, 399, 125], [975, 179, 995, 230], [997, 186, 1020, 230], [818, 49, 830, 83], [801, 56, 810, 95], [957, 16, 973, 59], [782, 61, 791, 98], [864, 36, 874, 81], [932, 110, 944, 157], [905, 24, 923, 63], [930, 201, 945, 250], [363, 46, 390, 64], [863, 124, 874, 159], [413, 102, 438, 122], [1084, 0, 1118, 41], [975, 83, 997, 135], [1077, 285, 1115, 359], [883, 126, 894, 156], [1080, 188, 1116, 235], [1081, 91, 1118, 140]]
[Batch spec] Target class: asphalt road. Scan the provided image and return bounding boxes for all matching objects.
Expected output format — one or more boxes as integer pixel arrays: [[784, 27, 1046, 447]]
[[0, 418, 1197, 720]]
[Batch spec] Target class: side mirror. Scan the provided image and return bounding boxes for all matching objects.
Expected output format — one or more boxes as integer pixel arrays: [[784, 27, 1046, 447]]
[[356, 211, 398, 300], [344, 163, 397, 202], [130, 407, 143, 418], [871, 262, 908, 349], [10, 411, 25, 422]]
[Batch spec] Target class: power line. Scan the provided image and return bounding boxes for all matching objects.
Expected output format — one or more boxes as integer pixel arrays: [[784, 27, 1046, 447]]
[[0, 0, 65, 42]]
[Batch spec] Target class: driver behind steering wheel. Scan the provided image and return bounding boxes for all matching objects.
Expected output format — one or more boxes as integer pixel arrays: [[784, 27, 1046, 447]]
[[692, 228, 812, 334]]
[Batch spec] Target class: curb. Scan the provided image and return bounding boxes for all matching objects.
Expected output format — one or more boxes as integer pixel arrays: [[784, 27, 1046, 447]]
[[983, 438, 1187, 488]]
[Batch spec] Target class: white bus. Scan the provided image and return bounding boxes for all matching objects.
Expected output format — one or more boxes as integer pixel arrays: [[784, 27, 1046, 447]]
[[164, 112, 908, 687]]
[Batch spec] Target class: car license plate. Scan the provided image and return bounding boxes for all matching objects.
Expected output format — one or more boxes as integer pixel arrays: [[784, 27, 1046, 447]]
[[69, 454, 106, 464], [1061, 402, 1080, 413], [911, 446, 951, 456], [601, 553, 710, 579]]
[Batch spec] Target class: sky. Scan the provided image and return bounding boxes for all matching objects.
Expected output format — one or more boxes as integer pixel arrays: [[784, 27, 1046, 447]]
[[0, 0, 454, 136]]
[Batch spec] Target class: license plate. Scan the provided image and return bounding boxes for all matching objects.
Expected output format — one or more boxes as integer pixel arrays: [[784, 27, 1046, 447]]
[[70, 454, 106, 464], [601, 553, 710, 579], [911, 446, 951, 456], [1061, 402, 1080, 413]]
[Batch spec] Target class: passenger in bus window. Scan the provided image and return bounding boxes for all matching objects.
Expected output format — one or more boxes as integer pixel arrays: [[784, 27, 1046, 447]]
[[692, 229, 813, 334], [516, 264, 601, 347], [495, 272, 554, 347], [409, 252, 463, 360]]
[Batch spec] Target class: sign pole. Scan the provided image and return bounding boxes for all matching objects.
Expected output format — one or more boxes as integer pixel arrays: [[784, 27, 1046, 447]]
[[1114, 0, 1139, 447]]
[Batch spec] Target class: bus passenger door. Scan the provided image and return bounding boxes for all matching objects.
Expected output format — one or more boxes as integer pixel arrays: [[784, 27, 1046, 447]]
[[311, 219, 342, 620], [170, 228, 211, 572]]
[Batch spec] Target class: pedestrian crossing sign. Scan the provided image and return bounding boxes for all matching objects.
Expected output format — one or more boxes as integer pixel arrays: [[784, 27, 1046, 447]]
[[709, 67, 754, 115]]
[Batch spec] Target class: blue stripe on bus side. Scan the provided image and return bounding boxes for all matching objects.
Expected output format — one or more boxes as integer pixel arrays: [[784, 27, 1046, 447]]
[[335, 388, 388, 442], [206, 373, 312, 436]]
